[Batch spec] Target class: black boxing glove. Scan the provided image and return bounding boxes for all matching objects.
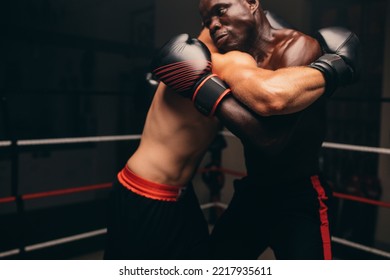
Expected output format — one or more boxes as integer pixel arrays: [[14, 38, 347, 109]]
[[309, 27, 361, 97], [264, 10, 293, 29], [151, 34, 231, 116]]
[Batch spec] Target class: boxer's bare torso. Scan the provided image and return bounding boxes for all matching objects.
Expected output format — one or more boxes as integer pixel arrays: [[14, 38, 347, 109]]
[[126, 27, 321, 187], [127, 83, 219, 186]]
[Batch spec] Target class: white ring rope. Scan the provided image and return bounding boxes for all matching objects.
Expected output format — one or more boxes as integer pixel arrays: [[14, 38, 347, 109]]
[[221, 130, 390, 155], [332, 236, 390, 259], [0, 131, 388, 258], [0, 249, 21, 258], [1, 221, 389, 259], [0, 141, 12, 147], [199, 203, 390, 258], [0, 132, 388, 156], [24, 228, 107, 252], [0, 229, 107, 258], [322, 142, 390, 155], [16, 135, 141, 146]]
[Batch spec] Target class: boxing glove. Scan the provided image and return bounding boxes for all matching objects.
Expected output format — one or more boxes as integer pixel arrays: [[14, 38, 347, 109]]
[[309, 27, 361, 96], [151, 34, 231, 116], [264, 10, 293, 29]]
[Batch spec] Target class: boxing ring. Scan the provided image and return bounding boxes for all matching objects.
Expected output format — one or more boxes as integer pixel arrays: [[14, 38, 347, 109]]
[[0, 131, 390, 259]]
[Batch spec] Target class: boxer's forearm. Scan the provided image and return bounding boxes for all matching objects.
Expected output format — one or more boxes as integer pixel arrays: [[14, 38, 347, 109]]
[[214, 95, 292, 155], [218, 63, 326, 116]]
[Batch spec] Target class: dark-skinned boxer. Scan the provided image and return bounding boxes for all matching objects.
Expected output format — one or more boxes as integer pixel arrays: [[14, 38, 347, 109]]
[[104, 0, 359, 260], [198, 0, 359, 260]]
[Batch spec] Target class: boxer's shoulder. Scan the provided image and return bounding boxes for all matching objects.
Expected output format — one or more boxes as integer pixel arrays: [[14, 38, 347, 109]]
[[274, 29, 321, 66]]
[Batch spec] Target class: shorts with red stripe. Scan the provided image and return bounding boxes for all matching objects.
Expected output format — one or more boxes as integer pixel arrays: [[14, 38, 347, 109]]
[[209, 174, 334, 260], [104, 166, 209, 260]]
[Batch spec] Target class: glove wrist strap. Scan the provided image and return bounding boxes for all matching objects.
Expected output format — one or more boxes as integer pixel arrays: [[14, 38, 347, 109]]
[[192, 74, 231, 116], [310, 53, 355, 97]]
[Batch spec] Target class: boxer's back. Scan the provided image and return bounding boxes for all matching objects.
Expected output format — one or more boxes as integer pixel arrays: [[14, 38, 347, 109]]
[[127, 83, 219, 186]]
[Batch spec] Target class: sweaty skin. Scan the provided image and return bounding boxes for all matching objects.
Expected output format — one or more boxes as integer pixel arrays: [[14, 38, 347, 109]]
[[127, 39, 321, 188], [128, 0, 326, 189], [127, 84, 220, 186], [106, 0, 356, 261], [196, 2, 325, 158], [197, 0, 339, 260], [198, 0, 325, 180], [198, 0, 324, 115]]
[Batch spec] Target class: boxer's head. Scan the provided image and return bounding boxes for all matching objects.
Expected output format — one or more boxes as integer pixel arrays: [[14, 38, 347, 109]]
[[199, 0, 263, 53]]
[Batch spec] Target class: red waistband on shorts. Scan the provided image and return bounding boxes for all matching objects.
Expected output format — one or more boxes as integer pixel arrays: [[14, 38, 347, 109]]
[[117, 165, 186, 202]]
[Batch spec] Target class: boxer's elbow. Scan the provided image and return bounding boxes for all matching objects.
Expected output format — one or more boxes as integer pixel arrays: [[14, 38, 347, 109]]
[[261, 96, 288, 116], [251, 87, 289, 116], [231, 70, 290, 116]]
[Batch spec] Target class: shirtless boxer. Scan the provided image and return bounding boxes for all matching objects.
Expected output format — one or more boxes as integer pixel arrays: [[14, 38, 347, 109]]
[[104, 0, 359, 259], [197, 0, 359, 260]]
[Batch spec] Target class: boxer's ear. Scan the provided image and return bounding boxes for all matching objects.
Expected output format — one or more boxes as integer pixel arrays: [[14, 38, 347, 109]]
[[246, 0, 259, 14]]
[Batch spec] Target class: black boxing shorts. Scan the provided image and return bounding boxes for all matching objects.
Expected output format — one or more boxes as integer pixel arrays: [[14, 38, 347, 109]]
[[210, 174, 333, 260], [104, 166, 209, 260]]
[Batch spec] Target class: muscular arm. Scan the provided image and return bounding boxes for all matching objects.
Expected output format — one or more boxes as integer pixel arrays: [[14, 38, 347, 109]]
[[197, 29, 325, 153], [213, 52, 325, 116], [199, 28, 325, 117], [215, 96, 297, 155]]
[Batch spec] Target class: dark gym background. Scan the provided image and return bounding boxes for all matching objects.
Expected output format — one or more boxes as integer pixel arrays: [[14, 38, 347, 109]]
[[0, 0, 389, 259]]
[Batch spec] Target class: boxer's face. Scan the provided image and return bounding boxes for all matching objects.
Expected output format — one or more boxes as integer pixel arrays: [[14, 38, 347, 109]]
[[199, 0, 258, 53]]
